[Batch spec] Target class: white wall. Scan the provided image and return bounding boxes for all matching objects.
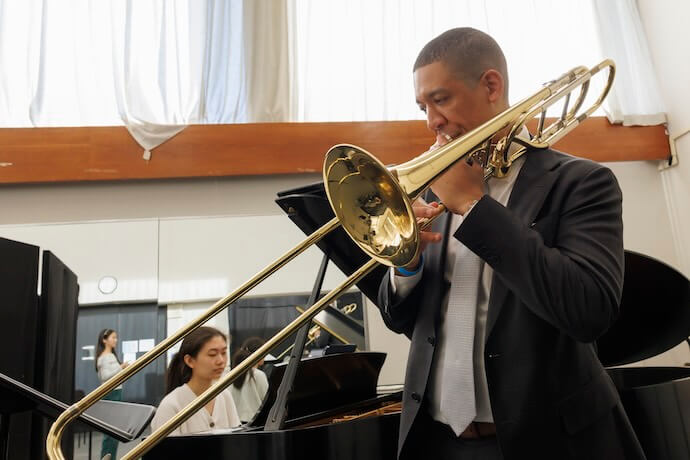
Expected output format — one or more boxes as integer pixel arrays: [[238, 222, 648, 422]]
[[158, 215, 347, 304], [637, 0, 690, 278], [626, 0, 690, 369], [0, 220, 159, 304], [0, 174, 317, 225], [606, 161, 679, 267]]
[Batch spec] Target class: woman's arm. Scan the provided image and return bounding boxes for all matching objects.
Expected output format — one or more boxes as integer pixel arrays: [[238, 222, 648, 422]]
[[149, 394, 183, 436]]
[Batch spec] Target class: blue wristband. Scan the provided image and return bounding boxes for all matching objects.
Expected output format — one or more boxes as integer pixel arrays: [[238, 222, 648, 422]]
[[396, 254, 424, 276]]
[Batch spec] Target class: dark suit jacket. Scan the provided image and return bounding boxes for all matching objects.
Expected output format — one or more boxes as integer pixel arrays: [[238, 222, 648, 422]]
[[378, 148, 646, 460]]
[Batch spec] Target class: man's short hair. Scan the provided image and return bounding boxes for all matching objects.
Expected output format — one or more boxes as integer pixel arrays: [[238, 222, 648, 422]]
[[414, 27, 508, 96]]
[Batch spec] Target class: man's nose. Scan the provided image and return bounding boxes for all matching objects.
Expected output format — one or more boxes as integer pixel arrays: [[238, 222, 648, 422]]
[[426, 106, 446, 133]]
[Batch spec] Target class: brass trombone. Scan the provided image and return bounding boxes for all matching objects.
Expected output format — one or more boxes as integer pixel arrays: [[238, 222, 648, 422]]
[[46, 59, 615, 459]]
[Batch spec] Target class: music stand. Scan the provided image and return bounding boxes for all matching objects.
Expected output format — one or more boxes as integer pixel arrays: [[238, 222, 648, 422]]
[[0, 372, 155, 460], [275, 181, 388, 304], [257, 183, 388, 430]]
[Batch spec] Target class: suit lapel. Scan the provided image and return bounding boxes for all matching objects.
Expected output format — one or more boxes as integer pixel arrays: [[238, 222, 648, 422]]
[[485, 148, 562, 340], [420, 191, 453, 330]]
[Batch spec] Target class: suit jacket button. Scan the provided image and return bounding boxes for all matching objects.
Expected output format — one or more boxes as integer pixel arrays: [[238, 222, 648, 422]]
[[530, 222, 537, 228], [427, 336, 436, 346], [411, 392, 421, 402]]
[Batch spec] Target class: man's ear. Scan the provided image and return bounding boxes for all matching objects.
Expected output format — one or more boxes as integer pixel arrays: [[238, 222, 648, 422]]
[[183, 354, 195, 369], [481, 69, 505, 104]]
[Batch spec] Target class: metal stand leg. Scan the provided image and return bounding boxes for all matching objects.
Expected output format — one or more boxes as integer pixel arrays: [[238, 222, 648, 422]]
[[0, 414, 10, 460], [265, 253, 330, 430]]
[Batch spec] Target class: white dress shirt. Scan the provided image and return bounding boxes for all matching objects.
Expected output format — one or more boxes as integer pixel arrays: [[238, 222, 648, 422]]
[[391, 130, 528, 426]]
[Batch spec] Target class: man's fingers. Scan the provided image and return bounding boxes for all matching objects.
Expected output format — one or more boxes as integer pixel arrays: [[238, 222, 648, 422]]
[[420, 231, 442, 243], [413, 201, 442, 219], [412, 199, 436, 210]]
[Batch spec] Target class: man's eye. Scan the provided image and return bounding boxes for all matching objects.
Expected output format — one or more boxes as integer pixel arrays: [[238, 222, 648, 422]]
[[434, 97, 447, 105], [418, 105, 427, 113]]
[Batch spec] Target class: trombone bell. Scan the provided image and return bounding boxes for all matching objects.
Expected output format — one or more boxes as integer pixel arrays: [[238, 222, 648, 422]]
[[324, 144, 419, 267]]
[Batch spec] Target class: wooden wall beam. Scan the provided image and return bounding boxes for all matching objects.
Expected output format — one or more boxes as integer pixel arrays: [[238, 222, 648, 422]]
[[0, 117, 669, 184]]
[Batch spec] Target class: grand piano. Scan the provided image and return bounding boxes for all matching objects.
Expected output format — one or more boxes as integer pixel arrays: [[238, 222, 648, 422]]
[[598, 250, 690, 459], [144, 184, 690, 460], [143, 352, 402, 459]]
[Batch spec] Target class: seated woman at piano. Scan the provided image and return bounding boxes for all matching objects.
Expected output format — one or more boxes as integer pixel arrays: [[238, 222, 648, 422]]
[[151, 326, 240, 435]]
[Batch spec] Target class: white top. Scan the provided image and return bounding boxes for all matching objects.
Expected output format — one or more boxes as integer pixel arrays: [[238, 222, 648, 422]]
[[229, 368, 269, 422], [392, 128, 528, 424], [97, 352, 123, 390], [150, 384, 241, 436]]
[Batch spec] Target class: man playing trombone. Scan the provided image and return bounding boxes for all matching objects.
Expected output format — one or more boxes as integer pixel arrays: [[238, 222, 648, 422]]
[[377, 27, 645, 460]]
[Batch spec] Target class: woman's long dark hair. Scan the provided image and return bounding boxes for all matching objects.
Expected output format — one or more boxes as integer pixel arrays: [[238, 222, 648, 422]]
[[231, 337, 266, 389], [165, 326, 227, 395], [95, 328, 120, 371]]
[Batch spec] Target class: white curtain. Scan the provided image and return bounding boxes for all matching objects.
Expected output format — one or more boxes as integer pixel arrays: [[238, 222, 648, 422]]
[[591, 0, 667, 126], [289, 0, 667, 126], [0, 0, 290, 156], [0, 0, 667, 147], [108, 1, 247, 155]]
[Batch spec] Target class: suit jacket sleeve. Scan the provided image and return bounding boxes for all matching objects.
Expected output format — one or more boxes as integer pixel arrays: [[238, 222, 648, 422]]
[[378, 269, 426, 338], [458, 163, 624, 343]]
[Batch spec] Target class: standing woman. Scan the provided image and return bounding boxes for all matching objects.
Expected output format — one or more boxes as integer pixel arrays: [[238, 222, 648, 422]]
[[96, 328, 128, 460], [151, 326, 240, 435]]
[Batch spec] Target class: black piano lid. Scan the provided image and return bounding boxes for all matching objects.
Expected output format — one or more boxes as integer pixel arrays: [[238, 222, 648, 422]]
[[250, 352, 387, 428], [275, 182, 388, 304], [597, 250, 690, 367]]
